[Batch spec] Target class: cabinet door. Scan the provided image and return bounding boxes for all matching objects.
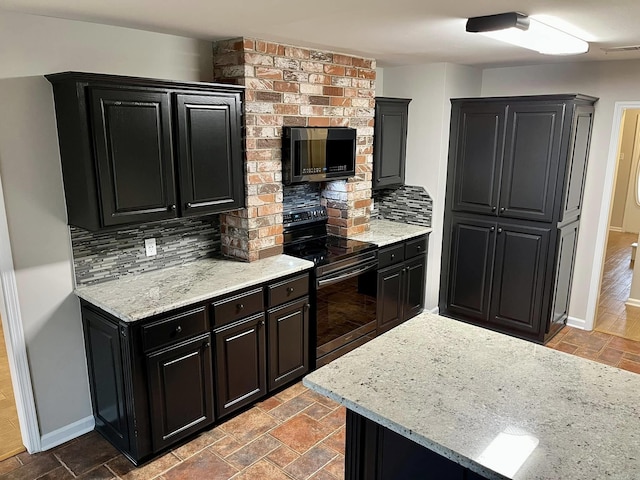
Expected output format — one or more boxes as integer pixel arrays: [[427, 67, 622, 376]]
[[445, 215, 496, 322], [215, 314, 267, 418], [82, 309, 130, 453], [90, 88, 177, 227], [373, 98, 410, 189], [268, 298, 310, 392], [490, 223, 551, 336], [450, 103, 506, 215], [500, 103, 564, 222], [403, 254, 426, 321], [550, 221, 579, 331], [146, 334, 214, 452], [377, 263, 404, 334], [176, 93, 244, 216]]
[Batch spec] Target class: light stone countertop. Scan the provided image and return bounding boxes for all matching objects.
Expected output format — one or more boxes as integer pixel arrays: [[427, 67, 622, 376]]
[[75, 255, 314, 322], [349, 218, 432, 246], [304, 312, 640, 480]]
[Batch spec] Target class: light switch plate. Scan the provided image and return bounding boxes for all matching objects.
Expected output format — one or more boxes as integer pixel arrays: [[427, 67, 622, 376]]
[[144, 238, 157, 257]]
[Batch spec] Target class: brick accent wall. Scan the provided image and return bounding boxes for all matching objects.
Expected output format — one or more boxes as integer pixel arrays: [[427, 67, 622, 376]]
[[213, 37, 376, 261]]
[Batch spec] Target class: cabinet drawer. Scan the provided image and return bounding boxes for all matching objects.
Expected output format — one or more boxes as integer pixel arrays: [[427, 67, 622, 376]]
[[378, 244, 404, 269], [212, 288, 264, 328], [268, 274, 310, 307], [405, 236, 428, 259], [142, 307, 209, 352]]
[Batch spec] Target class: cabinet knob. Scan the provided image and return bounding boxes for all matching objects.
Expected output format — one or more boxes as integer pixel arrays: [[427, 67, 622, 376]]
[[497, 227, 503, 234], [305, 303, 311, 310], [390, 254, 395, 260], [120, 327, 127, 337], [492, 206, 497, 212], [175, 325, 182, 333], [416, 245, 422, 251], [237, 303, 244, 311], [287, 286, 295, 294], [499, 207, 505, 213], [185, 202, 192, 209], [490, 226, 495, 232], [169, 204, 176, 211], [259, 320, 265, 326], [204, 342, 210, 348]]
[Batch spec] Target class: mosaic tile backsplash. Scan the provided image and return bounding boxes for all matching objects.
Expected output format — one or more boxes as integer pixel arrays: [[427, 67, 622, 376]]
[[283, 183, 322, 212], [71, 215, 221, 286], [373, 185, 433, 227]]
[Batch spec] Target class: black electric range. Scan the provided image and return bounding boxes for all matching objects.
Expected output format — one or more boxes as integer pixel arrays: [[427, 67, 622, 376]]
[[283, 207, 379, 367]]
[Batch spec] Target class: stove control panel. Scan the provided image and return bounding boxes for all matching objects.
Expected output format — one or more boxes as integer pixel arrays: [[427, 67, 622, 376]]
[[283, 207, 328, 227]]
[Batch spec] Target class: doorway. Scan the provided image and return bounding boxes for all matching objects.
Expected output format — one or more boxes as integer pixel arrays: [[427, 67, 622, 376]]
[[595, 108, 640, 340], [0, 316, 24, 459]]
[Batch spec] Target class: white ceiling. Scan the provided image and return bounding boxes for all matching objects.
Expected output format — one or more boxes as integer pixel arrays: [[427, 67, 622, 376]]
[[1, 0, 639, 67]]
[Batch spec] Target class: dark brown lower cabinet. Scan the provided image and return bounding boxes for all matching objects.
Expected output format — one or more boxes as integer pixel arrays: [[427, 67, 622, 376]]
[[377, 235, 428, 335], [146, 333, 214, 451], [268, 297, 310, 391], [345, 410, 487, 480], [214, 313, 267, 418]]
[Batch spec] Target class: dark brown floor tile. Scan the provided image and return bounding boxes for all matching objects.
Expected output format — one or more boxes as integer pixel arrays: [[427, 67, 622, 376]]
[[303, 403, 333, 421], [36, 466, 74, 480], [267, 445, 300, 468], [553, 341, 579, 354], [77, 466, 116, 480], [218, 408, 279, 444], [210, 435, 243, 458], [231, 459, 293, 480], [323, 454, 345, 478], [225, 434, 281, 470], [54, 431, 119, 476], [597, 347, 625, 366], [0, 457, 20, 475], [269, 396, 315, 422], [618, 358, 640, 375], [256, 396, 284, 412], [271, 414, 336, 454], [322, 427, 345, 455], [319, 406, 346, 430], [172, 429, 226, 460], [284, 445, 337, 480], [162, 449, 237, 480], [0, 452, 60, 480], [107, 452, 180, 480], [608, 336, 640, 355], [275, 383, 308, 403]]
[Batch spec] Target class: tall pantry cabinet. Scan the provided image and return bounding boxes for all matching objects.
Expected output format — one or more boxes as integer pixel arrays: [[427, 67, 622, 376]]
[[439, 94, 597, 343]]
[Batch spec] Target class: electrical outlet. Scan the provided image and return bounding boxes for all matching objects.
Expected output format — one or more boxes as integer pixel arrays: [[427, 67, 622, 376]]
[[144, 238, 157, 257]]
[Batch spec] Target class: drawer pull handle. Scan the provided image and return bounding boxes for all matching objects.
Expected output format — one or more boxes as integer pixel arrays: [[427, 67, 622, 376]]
[[287, 287, 295, 294], [175, 325, 182, 333], [237, 303, 244, 310]]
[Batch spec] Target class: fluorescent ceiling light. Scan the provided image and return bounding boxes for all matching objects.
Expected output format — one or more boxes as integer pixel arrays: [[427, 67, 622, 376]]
[[466, 12, 589, 55]]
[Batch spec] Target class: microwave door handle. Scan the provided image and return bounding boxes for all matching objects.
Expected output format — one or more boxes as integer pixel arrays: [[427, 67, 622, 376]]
[[317, 262, 377, 288]]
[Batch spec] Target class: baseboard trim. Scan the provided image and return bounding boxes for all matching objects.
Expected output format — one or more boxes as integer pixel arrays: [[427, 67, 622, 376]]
[[625, 298, 640, 308], [566, 316, 587, 330], [609, 226, 623, 233], [40, 415, 94, 451]]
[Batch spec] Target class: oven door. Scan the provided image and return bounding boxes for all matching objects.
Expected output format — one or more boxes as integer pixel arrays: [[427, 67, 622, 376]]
[[315, 256, 378, 367]]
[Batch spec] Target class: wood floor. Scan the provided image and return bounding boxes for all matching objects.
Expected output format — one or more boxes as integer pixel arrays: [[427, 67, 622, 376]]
[[0, 318, 24, 461], [594, 230, 640, 341]]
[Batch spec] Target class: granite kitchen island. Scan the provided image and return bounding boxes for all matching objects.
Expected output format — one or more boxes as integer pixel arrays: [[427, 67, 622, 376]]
[[304, 312, 640, 480]]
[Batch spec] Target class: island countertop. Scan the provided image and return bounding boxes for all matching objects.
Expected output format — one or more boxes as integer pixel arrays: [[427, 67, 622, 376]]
[[349, 218, 432, 246], [303, 312, 640, 480], [75, 255, 314, 322]]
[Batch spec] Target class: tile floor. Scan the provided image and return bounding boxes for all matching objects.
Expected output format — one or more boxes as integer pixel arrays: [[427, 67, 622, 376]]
[[0, 318, 25, 461], [594, 230, 640, 341], [0, 382, 345, 480]]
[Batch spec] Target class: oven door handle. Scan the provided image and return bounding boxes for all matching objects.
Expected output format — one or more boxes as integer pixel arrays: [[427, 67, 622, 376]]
[[316, 260, 378, 288]]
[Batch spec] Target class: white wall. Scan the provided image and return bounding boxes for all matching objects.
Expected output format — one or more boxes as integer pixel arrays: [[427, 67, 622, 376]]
[[0, 10, 212, 439], [482, 59, 640, 328], [382, 63, 482, 310]]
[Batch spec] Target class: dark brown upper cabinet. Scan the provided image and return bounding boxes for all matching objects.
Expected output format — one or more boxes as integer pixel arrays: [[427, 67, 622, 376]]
[[46, 72, 245, 231], [448, 96, 595, 223], [373, 97, 411, 189]]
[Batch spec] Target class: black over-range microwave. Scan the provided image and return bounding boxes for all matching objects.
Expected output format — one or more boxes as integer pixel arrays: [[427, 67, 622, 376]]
[[283, 126, 357, 184]]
